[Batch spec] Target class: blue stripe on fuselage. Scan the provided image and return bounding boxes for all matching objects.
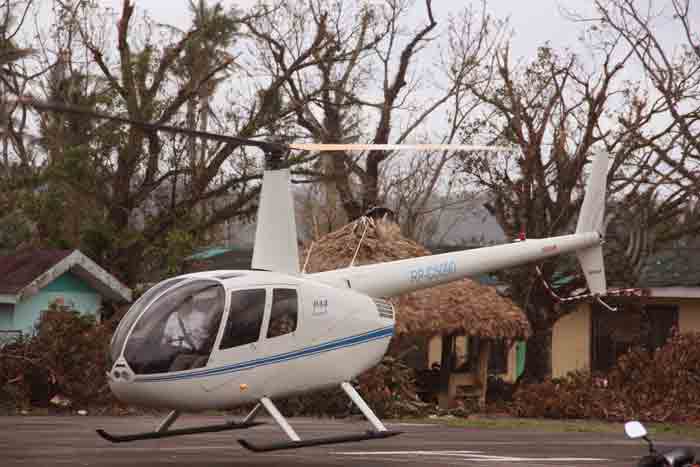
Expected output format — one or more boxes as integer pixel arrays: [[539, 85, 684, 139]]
[[134, 325, 394, 383]]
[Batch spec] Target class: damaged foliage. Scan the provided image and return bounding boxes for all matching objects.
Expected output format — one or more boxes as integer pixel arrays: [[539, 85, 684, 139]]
[[0, 303, 124, 412], [511, 332, 700, 423]]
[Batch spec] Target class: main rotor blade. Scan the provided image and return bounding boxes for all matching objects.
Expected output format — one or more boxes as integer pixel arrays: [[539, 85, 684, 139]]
[[13, 96, 283, 152], [288, 143, 512, 152]]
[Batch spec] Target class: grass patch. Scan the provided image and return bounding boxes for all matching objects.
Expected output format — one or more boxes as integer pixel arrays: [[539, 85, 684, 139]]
[[406, 416, 700, 441]]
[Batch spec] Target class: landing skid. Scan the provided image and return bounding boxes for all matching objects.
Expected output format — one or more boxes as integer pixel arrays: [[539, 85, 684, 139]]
[[97, 407, 263, 443], [238, 382, 402, 452], [238, 430, 401, 452], [97, 421, 263, 443]]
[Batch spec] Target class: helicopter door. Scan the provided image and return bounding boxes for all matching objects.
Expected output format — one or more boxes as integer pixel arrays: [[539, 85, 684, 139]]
[[254, 287, 303, 393], [203, 288, 267, 391]]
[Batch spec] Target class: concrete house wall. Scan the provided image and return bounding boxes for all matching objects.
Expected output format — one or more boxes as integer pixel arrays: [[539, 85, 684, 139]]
[[552, 303, 591, 378], [678, 298, 700, 330]]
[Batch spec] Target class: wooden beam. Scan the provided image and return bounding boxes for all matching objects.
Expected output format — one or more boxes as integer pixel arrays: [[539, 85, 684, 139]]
[[438, 335, 454, 409], [477, 339, 491, 408]]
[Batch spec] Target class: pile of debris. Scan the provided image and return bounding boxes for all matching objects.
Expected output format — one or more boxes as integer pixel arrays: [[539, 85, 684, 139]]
[[0, 303, 125, 414], [511, 332, 700, 423]]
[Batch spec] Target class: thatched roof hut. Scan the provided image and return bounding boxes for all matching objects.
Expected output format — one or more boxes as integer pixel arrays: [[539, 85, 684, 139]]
[[302, 217, 531, 341]]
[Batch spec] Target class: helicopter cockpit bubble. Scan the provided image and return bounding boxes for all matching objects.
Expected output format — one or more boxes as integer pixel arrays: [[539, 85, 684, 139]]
[[121, 280, 225, 375], [109, 277, 188, 368]]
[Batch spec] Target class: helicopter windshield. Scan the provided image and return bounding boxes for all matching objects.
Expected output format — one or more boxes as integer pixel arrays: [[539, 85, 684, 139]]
[[123, 280, 225, 375], [109, 277, 186, 366]]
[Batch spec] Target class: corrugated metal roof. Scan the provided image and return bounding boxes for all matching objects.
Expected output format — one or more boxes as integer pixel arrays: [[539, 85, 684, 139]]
[[0, 249, 72, 295], [638, 247, 700, 288]]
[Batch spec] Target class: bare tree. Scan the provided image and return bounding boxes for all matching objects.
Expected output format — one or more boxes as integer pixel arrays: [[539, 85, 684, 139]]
[[254, 0, 502, 236], [17, 0, 337, 284], [458, 39, 636, 379], [591, 1, 699, 182], [0, 0, 36, 164], [0, 0, 41, 252], [567, 0, 700, 280]]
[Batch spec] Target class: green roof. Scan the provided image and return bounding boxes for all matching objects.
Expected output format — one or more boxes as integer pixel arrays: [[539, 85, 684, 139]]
[[185, 247, 234, 261]]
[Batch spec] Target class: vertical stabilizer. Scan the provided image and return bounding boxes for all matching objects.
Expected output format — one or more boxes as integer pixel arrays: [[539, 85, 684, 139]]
[[251, 169, 300, 275], [575, 151, 609, 235], [575, 152, 610, 295]]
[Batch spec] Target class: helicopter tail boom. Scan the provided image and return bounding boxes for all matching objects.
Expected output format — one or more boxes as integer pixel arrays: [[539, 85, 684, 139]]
[[311, 232, 602, 298], [311, 152, 610, 298]]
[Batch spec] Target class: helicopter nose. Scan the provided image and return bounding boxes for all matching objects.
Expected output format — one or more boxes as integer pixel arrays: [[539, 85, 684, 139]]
[[107, 361, 137, 401], [109, 363, 134, 383], [107, 367, 153, 407]]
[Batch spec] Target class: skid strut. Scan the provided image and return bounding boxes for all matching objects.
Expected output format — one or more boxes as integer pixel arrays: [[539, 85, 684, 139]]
[[238, 382, 401, 452], [96, 408, 263, 443]]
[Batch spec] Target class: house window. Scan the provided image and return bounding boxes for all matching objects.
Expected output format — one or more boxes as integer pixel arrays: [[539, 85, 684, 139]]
[[644, 305, 678, 349], [0, 303, 13, 317], [266, 289, 298, 338], [591, 303, 678, 373], [0, 303, 18, 345]]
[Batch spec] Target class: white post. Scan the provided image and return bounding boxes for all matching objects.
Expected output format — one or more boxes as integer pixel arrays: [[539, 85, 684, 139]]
[[341, 382, 387, 432], [260, 397, 301, 442]]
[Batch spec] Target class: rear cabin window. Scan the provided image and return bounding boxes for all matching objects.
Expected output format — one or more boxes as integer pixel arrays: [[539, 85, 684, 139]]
[[267, 289, 298, 338], [220, 289, 266, 350]]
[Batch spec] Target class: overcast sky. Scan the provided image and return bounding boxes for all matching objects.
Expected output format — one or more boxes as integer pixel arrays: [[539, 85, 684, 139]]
[[96, 0, 596, 60]]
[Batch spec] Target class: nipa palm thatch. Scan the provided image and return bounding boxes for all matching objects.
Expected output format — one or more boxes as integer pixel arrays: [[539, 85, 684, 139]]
[[302, 217, 531, 340]]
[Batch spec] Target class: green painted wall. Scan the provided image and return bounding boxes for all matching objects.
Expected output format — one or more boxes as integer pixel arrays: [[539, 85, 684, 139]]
[[12, 272, 102, 334], [515, 341, 526, 379], [43, 272, 95, 293]]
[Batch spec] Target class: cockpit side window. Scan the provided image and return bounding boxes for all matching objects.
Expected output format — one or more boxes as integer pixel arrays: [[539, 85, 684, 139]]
[[267, 289, 298, 338], [219, 289, 266, 350]]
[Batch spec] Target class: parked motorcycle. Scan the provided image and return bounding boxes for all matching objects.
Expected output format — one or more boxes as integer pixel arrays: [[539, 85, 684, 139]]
[[625, 421, 697, 467]]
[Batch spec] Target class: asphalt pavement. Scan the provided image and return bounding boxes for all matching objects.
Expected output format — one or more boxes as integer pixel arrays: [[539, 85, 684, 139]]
[[1, 415, 696, 466]]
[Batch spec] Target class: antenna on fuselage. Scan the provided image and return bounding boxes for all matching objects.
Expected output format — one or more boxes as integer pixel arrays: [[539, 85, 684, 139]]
[[301, 241, 314, 274]]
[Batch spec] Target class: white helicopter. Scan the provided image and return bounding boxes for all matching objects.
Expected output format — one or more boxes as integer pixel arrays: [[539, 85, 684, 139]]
[[18, 97, 609, 452]]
